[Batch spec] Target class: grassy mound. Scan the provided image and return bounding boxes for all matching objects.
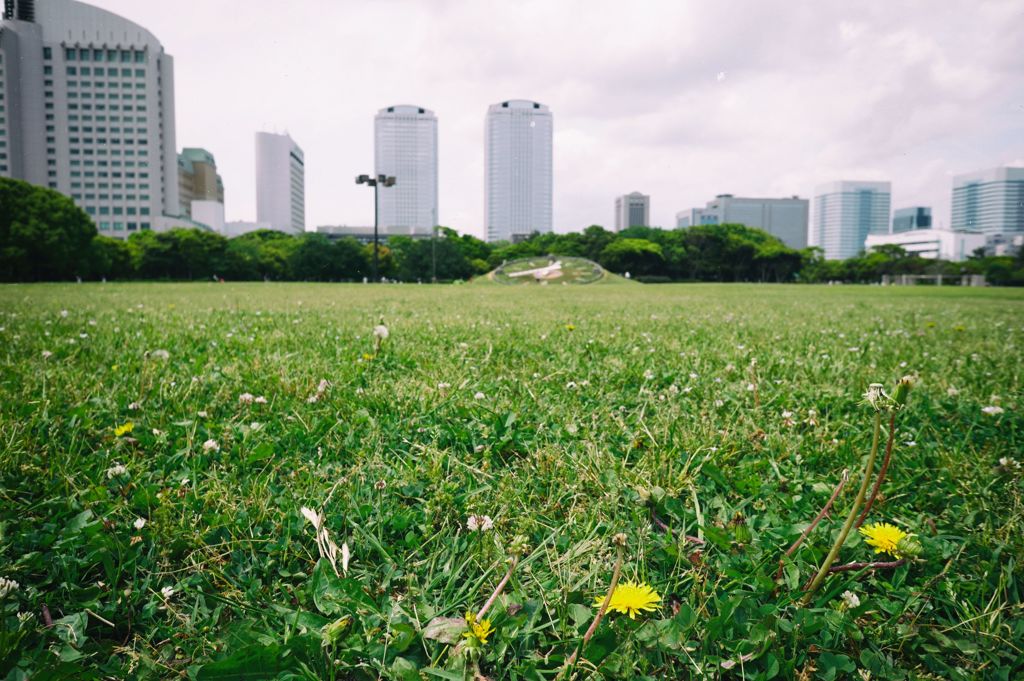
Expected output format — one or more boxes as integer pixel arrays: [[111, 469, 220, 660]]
[[484, 256, 626, 285]]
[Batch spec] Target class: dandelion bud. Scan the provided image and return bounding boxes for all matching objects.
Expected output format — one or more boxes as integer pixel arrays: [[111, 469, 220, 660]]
[[892, 376, 914, 409], [322, 616, 352, 646], [895, 535, 923, 559], [509, 534, 530, 556]]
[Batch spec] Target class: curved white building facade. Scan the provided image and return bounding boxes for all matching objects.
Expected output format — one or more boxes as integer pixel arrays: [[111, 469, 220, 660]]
[[1, 0, 180, 237]]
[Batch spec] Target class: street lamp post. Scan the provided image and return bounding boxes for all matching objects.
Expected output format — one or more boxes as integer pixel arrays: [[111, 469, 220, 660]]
[[356, 174, 396, 282]]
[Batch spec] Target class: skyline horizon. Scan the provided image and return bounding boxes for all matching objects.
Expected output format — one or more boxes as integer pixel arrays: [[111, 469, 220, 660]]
[[27, 0, 1024, 238]]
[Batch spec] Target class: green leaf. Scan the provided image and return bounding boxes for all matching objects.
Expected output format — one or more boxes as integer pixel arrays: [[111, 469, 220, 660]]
[[422, 616, 467, 644], [247, 441, 275, 464], [195, 644, 294, 680]]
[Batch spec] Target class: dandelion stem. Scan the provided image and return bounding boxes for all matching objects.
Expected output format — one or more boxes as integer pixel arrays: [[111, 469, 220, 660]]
[[776, 468, 849, 581], [827, 558, 906, 574], [476, 556, 518, 621], [856, 412, 897, 528], [802, 410, 882, 605], [563, 543, 624, 672]]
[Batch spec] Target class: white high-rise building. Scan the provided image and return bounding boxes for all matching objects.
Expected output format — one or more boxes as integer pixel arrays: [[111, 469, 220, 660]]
[[1, 0, 180, 237], [485, 99, 552, 242], [255, 131, 304, 234], [614, 192, 650, 231], [812, 181, 891, 260], [374, 105, 437, 232], [951, 167, 1024, 242]]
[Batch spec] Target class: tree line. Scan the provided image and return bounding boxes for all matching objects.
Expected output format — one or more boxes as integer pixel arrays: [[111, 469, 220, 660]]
[[2, 177, 1022, 284]]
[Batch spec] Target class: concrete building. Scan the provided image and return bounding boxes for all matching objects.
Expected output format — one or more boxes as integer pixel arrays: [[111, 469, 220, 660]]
[[614, 192, 649, 231], [812, 181, 891, 260], [178, 147, 223, 219], [892, 206, 931, 233], [865, 228, 986, 261], [374, 105, 437, 231], [255, 131, 304, 234], [951, 167, 1024, 247], [684, 194, 809, 249], [1, 0, 182, 237], [485, 99, 552, 242], [675, 212, 690, 229]]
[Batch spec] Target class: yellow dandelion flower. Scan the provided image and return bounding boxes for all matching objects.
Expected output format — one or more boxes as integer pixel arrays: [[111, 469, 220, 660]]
[[114, 422, 134, 437], [565, 324, 576, 331], [462, 611, 494, 646], [859, 522, 910, 558], [593, 580, 661, 619], [361, 353, 374, 361]]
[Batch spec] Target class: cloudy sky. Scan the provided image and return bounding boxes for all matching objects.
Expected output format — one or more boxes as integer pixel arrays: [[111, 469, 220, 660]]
[[89, 0, 1024, 238]]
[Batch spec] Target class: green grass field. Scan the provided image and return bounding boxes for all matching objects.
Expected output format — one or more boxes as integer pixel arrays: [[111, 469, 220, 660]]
[[1, 282, 1022, 680]]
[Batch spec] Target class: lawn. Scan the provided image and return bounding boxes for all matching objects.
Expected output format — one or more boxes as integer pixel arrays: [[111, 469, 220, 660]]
[[0, 282, 1021, 680]]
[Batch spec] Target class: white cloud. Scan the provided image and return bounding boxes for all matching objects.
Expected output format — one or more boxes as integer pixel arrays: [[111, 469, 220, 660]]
[[88, 0, 1024, 237]]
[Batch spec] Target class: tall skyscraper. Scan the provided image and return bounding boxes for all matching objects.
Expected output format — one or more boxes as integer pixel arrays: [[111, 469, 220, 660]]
[[685, 194, 809, 249], [1, 0, 180, 237], [951, 167, 1024, 239], [813, 181, 891, 260], [374, 105, 437, 232], [614, 192, 650, 231], [892, 206, 931, 233], [255, 131, 304, 234], [485, 99, 552, 242]]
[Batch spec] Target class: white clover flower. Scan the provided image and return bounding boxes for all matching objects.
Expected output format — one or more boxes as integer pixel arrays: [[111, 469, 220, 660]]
[[128, 401, 141, 411], [254, 395, 268, 404], [473, 391, 485, 400], [466, 515, 479, 531], [479, 515, 494, 531], [565, 381, 578, 390], [160, 586, 175, 599], [238, 393, 255, 404], [197, 410, 209, 418], [643, 369, 655, 380], [373, 324, 389, 340], [133, 517, 147, 530], [437, 382, 451, 390], [0, 577, 19, 598], [60, 310, 69, 318], [999, 457, 1020, 470], [41, 350, 53, 359], [149, 349, 170, 361], [981, 405, 1004, 415], [202, 439, 220, 453], [105, 464, 128, 479], [947, 387, 959, 397], [746, 383, 755, 392], [841, 590, 861, 608]]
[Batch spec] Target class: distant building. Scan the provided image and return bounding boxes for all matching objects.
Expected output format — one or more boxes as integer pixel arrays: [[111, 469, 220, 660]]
[[255, 132, 305, 233], [316, 224, 432, 244], [865, 228, 986, 261], [684, 195, 809, 249], [178, 148, 224, 217], [951, 167, 1024, 249], [375, 105, 438, 231], [485, 100, 553, 242], [892, 206, 931, 233], [614, 192, 650, 231], [1, 0, 181, 237], [222, 220, 271, 238], [813, 181, 891, 260], [675, 212, 690, 229]]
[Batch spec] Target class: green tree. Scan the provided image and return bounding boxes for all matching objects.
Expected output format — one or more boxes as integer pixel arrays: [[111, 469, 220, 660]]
[[0, 177, 97, 281], [599, 238, 664, 276]]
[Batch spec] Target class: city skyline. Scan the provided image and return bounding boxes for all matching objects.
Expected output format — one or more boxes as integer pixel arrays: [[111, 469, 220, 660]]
[[7, 0, 1024, 239]]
